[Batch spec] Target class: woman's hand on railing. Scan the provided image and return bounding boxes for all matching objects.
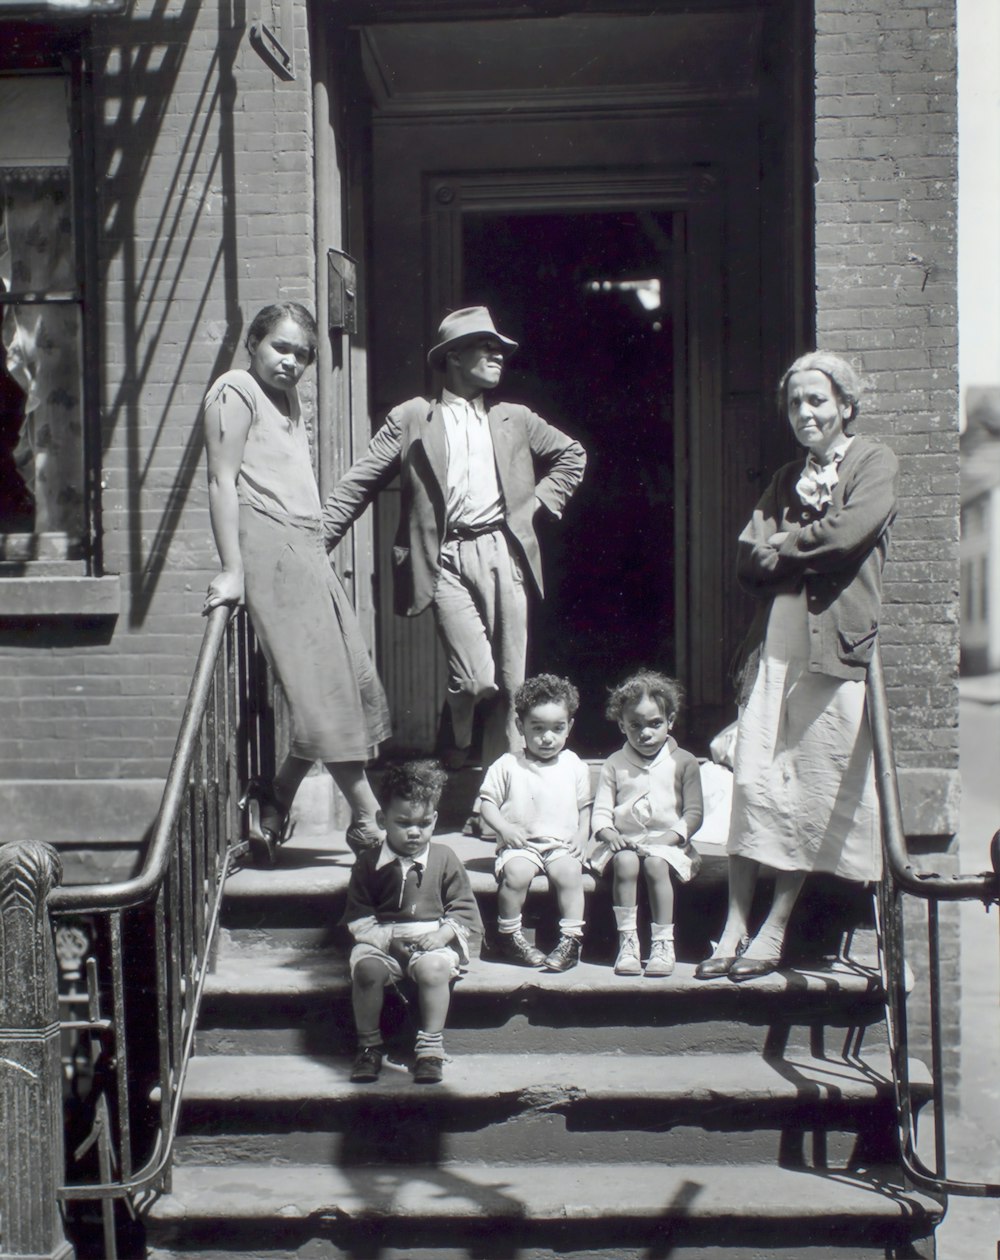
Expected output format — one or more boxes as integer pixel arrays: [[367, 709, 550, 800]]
[[203, 568, 244, 614]]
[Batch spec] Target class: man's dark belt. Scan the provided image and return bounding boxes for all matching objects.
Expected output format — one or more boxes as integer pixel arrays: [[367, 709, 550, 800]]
[[445, 520, 504, 542]]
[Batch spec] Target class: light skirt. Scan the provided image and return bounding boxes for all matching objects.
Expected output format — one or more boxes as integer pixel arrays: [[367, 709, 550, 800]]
[[240, 504, 391, 763], [726, 591, 881, 882]]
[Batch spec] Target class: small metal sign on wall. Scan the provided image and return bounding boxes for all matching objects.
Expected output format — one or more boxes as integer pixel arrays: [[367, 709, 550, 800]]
[[327, 249, 358, 336]]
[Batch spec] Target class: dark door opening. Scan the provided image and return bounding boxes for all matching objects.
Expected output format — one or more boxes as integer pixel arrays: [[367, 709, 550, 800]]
[[463, 210, 677, 753]]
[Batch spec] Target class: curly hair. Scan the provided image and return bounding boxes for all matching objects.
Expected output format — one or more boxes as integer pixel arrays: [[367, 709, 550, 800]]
[[777, 351, 863, 430], [245, 302, 318, 364], [513, 673, 580, 720], [376, 759, 448, 810], [605, 670, 683, 724]]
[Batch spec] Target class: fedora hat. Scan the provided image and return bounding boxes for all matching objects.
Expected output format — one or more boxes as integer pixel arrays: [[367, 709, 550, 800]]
[[427, 306, 518, 368]]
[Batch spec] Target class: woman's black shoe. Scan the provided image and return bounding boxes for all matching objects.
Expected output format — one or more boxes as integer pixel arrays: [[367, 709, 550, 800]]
[[239, 778, 288, 868]]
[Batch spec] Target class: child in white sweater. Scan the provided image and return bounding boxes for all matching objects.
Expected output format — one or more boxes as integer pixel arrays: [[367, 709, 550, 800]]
[[590, 671, 703, 976]]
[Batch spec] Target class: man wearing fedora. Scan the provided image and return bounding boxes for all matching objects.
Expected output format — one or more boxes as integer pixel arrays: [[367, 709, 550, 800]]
[[322, 306, 586, 792]]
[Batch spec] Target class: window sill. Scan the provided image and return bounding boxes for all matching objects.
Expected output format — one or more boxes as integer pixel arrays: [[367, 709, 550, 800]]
[[0, 574, 121, 618]]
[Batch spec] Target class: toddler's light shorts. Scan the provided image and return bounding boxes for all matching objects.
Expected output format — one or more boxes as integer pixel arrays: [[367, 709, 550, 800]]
[[495, 838, 581, 882]]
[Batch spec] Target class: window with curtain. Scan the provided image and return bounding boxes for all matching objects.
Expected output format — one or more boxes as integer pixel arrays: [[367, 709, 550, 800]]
[[0, 72, 87, 564]]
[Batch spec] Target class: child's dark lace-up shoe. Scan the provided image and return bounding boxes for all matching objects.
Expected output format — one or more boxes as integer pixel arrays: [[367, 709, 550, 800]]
[[349, 1045, 383, 1083], [413, 1055, 444, 1084], [495, 930, 546, 967], [543, 935, 581, 972]]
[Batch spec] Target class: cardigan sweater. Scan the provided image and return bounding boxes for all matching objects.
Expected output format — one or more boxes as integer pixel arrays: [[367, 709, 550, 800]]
[[731, 435, 898, 704], [343, 841, 483, 960], [590, 737, 704, 844]]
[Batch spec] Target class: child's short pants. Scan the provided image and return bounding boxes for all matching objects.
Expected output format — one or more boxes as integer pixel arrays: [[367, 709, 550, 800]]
[[495, 838, 581, 882], [350, 921, 463, 983]]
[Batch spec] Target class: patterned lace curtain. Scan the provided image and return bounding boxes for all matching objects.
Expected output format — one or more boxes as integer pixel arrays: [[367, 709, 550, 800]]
[[0, 76, 83, 541]]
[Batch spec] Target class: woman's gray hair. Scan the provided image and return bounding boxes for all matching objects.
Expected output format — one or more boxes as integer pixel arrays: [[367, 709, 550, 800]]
[[778, 351, 863, 426]]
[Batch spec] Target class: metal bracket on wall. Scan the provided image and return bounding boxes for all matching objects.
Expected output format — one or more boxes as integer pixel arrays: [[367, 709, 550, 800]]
[[249, 16, 294, 81]]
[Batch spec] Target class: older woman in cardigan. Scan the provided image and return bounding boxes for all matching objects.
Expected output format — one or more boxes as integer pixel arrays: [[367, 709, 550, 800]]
[[696, 352, 898, 981]]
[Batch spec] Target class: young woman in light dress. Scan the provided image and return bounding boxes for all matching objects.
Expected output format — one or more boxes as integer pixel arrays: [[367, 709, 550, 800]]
[[203, 303, 391, 865]]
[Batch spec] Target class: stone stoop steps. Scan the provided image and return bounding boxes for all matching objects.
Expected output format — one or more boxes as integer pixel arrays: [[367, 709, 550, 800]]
[[145, 819, 941, 1260]]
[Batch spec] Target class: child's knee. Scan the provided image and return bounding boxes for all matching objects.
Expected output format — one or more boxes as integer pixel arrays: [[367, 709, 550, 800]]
[[412, 952, 453, 987], [548, 856, 584, 890], [613, 850, 641, 879], [353, 957, 389, 990], [499, 859, 534, 891], [643, 856, 673, 886]]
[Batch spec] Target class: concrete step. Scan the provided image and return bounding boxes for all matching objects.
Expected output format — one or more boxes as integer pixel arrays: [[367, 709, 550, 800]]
[[220, 827, 875, 963], [171, 1050, 927, 1168], [197, 947, 888, 1057], [145, 1160, 941, 1259]]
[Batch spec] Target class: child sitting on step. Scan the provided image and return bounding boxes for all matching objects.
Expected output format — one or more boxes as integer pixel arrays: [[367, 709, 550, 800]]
[[479, 674, 592, 973], [590, 671, 704, 977], [344, 759, 482, 1085]]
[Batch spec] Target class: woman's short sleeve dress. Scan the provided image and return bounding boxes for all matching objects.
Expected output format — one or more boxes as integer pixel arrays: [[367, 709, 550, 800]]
[[204, 370, 391, 762]]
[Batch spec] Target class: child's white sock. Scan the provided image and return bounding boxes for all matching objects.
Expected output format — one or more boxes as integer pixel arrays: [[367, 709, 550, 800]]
[[650, 922, 674, 943], [415, 1029, 444, 1057], [559, 918, 586, 939], [613, 905, 638, 932], [497, 915, 522, 935]]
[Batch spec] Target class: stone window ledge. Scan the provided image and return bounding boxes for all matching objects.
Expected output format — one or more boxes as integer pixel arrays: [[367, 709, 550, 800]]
[[0, 575, 121, 618]]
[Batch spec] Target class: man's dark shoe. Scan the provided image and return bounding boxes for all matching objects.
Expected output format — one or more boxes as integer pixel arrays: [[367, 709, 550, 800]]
[[495, 930, 546, 967], [543, 935, 581, 973], [413, 1054, 444, 1084], [349, 1045, 383, 1083]]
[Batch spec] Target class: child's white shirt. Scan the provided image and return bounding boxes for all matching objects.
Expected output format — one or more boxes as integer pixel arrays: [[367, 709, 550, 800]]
[[479, 749, 592, 843]]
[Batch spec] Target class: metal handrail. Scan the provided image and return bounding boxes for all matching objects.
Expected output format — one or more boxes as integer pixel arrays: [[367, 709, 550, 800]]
[[47, 604, 274, 1256], [50, 604, 231, 915], [868, 644, 999, 904], [867, 640, 1000, 1200]]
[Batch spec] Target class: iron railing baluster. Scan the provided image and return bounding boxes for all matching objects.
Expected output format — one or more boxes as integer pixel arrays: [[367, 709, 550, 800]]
[[41, 607, 273, 1241], [868, 641, 1000, 1199]]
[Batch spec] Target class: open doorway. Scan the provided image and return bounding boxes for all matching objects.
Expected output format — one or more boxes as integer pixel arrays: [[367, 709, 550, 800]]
[[463, 210, 677, 752], [355, 1, 809, 753]]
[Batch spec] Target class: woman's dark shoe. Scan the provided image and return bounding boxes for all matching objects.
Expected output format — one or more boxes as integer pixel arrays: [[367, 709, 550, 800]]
[[350, 1045, 384, 1083], [728, 955, 781, 983], [239, 778, 288, 869], [345, 822, 384, 857], [693, 935, 751, 981]]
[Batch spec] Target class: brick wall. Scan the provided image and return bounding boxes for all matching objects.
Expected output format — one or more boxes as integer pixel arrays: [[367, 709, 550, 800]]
[[0, 0, 316, 780], [815, 0, 960, 1093], [814, 0, 960, 777]]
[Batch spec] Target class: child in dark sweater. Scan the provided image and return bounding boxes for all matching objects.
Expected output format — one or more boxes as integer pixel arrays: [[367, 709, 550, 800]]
[[343, 760, 482, 1084]]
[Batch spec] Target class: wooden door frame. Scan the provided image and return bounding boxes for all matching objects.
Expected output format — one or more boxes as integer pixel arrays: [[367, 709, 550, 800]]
[[423, 165, 725, 709]]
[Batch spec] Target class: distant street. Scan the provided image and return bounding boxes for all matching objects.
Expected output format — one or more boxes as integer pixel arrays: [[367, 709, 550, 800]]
[[936, 690, 1000, 1260]]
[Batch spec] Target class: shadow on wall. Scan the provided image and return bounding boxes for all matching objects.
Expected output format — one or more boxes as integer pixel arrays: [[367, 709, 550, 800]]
[[95, 0, 246, 626]]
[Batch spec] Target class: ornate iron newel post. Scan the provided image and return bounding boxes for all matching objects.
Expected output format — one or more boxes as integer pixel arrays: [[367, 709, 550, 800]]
[[0, 841, 75, 1260]]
